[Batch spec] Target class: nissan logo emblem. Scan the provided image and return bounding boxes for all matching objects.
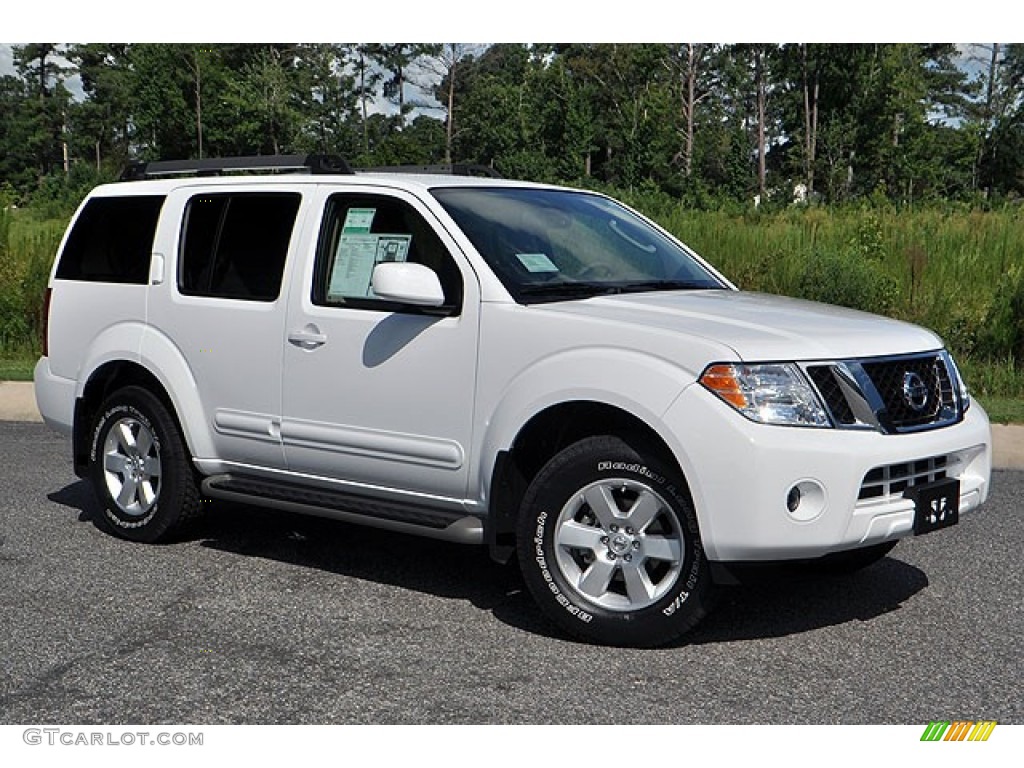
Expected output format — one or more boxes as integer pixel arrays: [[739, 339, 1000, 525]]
[[902, 371, 929, 411]]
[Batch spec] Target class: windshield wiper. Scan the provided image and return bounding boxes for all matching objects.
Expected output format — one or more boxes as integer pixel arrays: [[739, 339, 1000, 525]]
[[518, 281, 616, 302], [518, 278, 720, 304], [611, 279, 719, 293]]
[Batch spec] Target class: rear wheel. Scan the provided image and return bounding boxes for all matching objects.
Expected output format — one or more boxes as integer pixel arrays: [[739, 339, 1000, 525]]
[[88, 386, 202, 542], [517, 435, 713, 647]]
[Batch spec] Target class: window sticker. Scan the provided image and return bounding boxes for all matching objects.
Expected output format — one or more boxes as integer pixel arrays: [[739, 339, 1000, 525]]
[[342, 207, 376, 234], [328, 233, 413, 299], [376, 235, 411, 263], [516, 253, 559, 273]]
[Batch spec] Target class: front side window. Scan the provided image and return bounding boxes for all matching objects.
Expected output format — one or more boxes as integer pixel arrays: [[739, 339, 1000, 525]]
[[313, 194, 462, 313], [431, 187, 725, 304], [179, 193, 300, 301]]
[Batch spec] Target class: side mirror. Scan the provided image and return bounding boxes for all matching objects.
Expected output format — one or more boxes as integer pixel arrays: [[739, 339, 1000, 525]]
[[371, 262, 445, 307]]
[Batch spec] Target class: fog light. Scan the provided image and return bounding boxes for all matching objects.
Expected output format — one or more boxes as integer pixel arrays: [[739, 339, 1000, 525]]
[[786, 486, 802, 512], [785, 480, 827, 522]]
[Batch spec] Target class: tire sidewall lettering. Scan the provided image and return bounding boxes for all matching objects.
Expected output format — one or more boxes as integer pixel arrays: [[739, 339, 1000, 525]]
[[529, 454, 704, 631], [533, 510, 594, 624], [90, 402, 162, 530]]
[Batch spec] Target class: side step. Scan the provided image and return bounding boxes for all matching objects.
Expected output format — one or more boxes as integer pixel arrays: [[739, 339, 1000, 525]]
[[201, 474, 484, 545]]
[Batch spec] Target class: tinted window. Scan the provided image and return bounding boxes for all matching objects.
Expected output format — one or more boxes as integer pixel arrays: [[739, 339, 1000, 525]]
[[180, 193, 300, 301], [56, 196, 165, 284], [313, 194, 462, 312]]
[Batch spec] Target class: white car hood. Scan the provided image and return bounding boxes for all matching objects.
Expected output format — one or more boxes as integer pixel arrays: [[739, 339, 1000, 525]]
[[539, 290, 943, 361]]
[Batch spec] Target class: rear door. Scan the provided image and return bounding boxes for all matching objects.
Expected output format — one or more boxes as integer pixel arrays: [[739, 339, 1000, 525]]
[[147, 184, 307, 469]]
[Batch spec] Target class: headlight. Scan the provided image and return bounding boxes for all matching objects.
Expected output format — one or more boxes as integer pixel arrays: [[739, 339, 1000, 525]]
[[699, 362, 831, 427]]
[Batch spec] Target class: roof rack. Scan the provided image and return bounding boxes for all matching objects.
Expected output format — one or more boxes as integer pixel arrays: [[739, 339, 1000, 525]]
[[357, 164, 503, 179], [120, 154, 354, 181]]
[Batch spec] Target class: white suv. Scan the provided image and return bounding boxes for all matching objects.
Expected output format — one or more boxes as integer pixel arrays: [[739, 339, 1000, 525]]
[[34, 155, 991, 647]]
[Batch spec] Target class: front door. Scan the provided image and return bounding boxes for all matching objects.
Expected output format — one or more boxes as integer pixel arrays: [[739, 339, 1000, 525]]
[[281, 188, 479, 506]]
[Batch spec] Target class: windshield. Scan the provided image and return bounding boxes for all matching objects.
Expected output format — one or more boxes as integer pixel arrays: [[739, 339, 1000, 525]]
[[431, 187, 726, 303]]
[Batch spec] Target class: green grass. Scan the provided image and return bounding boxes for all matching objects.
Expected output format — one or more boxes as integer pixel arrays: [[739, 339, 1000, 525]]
[[0, 358, 35, 381], [977, 397, 1024, 425], [2, 201, 1023, 420]]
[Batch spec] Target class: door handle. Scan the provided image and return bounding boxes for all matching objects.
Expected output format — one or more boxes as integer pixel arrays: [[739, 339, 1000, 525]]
[[288, 325, 327, 349]]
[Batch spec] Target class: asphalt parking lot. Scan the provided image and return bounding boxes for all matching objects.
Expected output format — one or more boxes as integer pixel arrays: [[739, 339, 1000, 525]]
[[0, 421, 1021, 725]]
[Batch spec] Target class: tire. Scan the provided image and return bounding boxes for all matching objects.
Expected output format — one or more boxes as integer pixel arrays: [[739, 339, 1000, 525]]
[[516, 435, 713, 647], [88, 385, 203, 543]]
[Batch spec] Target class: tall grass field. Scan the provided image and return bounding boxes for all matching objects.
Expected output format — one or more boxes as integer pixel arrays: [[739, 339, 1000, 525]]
[[2, 201, 1022, 416]]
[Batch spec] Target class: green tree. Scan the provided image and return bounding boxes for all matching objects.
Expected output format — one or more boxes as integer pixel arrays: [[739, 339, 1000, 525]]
[[224, 46, 304, 155], [293, 44, 360, 156], [11, 43, 72, 181], [67, 43, 133, 172], [0, 75, 39, 193]]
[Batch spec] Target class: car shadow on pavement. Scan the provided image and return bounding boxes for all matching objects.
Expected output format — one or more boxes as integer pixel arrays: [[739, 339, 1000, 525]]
[[47, 479, 99, 524], [680, 558, 929, 646], [47, 480, 930, 647]]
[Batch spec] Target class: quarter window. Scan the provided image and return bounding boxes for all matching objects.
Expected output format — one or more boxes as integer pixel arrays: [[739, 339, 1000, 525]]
[[179, 193, 300, 301], [56, 196, 165, 284]]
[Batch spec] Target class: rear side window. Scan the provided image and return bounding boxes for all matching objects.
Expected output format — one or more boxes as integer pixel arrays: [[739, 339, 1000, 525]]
[[56, 196, 165, 284], [179, 193, 301, 301]]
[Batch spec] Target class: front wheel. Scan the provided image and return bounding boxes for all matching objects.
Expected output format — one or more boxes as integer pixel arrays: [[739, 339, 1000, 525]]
[[517, 435, 714, 647]]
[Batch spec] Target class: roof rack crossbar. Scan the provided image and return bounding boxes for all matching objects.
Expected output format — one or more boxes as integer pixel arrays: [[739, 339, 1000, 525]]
[[356, 164, 503, 179], [120, 154, 353, 181]]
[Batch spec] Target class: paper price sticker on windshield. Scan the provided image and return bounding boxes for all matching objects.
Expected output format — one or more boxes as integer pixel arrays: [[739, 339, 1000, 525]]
[[516, 253, 559, 273]]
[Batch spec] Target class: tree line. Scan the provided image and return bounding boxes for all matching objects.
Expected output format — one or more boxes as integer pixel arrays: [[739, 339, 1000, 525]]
[[2, 43, 1023, 208]]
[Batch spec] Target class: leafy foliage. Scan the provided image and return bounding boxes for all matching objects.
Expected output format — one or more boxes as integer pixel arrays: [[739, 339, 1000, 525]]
[[0, 43, 1022, 206], [2, 42, 1024, 389]]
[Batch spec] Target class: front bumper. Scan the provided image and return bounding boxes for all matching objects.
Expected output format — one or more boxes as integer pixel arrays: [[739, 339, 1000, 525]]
[[663, 384, 991, 562]]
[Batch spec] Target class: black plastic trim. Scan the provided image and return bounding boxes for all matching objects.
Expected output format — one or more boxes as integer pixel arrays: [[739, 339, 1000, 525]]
[[486, 450, 525, 564], [120, 154, 353, 181], [205, 474, 466, 530]]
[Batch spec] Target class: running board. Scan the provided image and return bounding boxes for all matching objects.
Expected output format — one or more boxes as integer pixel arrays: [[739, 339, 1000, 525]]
[[201, 474, 484, 545]]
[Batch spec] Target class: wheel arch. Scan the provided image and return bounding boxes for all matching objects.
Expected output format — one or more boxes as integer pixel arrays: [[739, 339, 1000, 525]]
[[486, 399, 688, 563], [72, 359, 204, 478]]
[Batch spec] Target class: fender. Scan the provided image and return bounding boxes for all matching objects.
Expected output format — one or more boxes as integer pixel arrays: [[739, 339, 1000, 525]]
[[75, 321, 212, 460], [474, 345, 699, 505], [133, 324, 213, 460], [74, 320, 149, 398]]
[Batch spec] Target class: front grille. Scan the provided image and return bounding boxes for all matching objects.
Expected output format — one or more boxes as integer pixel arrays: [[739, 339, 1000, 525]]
[[858, 455, 949, 501], [804, 352, 962, 433], [861, 354, 956, 429], [807, 365, 856, 425]]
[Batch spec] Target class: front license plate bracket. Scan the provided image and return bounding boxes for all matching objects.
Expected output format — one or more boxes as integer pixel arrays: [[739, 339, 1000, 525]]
[[906, 477, 960, 535]]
